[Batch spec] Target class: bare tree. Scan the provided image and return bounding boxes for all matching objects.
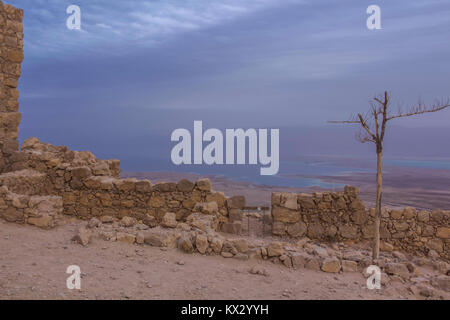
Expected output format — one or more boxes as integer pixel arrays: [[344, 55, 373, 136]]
[[329, 91, 450, 261]]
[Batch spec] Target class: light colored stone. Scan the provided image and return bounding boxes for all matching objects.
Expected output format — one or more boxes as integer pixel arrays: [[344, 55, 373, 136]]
[[286, 221, 307, 237], [176, 179, 194, 192], [136, 232, 145, 244], [178, 235, 194, 253], [436, 227, 450, 239], [87, 217, 101, 228], [385, 263, 410, 279], [72, 227, 92, 246], [120, 216, 136, 227], [161, 212, 177, 228], [233, 239, 248, 253], [116, 232, 136, 244], [272, 206, 299, 223], [249, 265, 268, 276], [196, 178, 211, 191], [305, 257, 321, 271], [279, 193, 298, 210], [221, 252, 233, 258], [380, 242, 394, 252], [210, 237, 223, 254], [267, 242, 284, 257], [321, 257, 341, 273], [195, 234, 208, 254], [143, 227, 177, 248], [341, 260, 358, 272]]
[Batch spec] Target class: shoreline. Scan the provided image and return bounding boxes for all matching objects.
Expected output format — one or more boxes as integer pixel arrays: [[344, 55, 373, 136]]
[[123, 165, 450, 210]]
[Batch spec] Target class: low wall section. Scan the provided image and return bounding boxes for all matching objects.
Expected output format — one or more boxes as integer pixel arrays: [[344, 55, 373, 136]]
[[271, 188, 449, 259]]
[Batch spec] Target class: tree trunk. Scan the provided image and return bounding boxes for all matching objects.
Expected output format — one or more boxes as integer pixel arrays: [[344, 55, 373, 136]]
[[373, 148, 383, 261]]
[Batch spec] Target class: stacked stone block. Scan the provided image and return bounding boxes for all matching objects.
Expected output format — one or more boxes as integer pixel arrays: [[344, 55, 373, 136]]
[[0, 185, 63, 228], [0, 137, 244, 232], [271, 187, 449, 259], [0, 1, 23, 173]]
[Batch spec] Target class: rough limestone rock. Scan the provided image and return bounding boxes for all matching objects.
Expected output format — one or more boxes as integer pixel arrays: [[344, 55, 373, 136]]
[[305, 257, 321, 271], [341, 260, 358, 273], [136, 231, 145, 244], [221, 252, 233, 258], [267, 242, 284, 257], [161, 212, 177, 228], [116, 232, 136, 244], [195, 178, 211, 191], [210, 237, 223, 254], [221, 220, 242, 235], [272, 221, 286, 236], [186, 213, 218, 232], [194, 202, 218, 215], [286, 221, 307, 237], [177, 179, 195, 192], [120, 216, 136, 227], [272, 206, 299, 223], [385, 263, 410, 279], [312, 245, 329, 258], [249, 265, 269, 276], [233, 239, 248, 253], [72, 227, 92, 246], [380, 242, 394, 252], [291, 253, 310, 269], [100, 216, 114, 223], [87, 217, 101, 228], [321, 258, 341, 273], [195, 234, 208, 254], [280, 255, 293, 268], [143, 227, 178, 248], [436, 227, 450, 239], [178, 235, 194, 253]]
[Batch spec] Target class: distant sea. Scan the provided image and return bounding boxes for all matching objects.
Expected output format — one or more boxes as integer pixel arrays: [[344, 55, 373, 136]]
[[119, 155, 450, 189]]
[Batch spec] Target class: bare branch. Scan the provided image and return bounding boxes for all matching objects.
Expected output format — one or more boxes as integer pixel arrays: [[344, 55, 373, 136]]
[[356, 127, 375, 143], [387, 98, 450, 121], [327, 120, 360, 124], [357, 113, 377, 141]]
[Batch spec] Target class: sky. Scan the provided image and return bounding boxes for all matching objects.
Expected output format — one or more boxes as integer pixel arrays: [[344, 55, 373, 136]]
[[4, 0, 450, 173]]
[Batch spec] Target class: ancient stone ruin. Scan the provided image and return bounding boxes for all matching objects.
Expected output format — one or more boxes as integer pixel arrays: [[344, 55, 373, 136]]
[[0, 2, 246, 230], [0, 2, 449, 289], [271, 188, 449, 259]]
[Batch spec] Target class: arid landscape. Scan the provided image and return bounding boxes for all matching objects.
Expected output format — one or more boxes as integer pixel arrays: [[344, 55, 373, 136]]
[[1, 216, 449, 300], [1, 1, 449, 304], [124, 165, 450, 210]]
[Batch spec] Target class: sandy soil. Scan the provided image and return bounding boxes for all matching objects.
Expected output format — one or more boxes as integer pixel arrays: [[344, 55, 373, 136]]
[[0, 219, 446, 300]]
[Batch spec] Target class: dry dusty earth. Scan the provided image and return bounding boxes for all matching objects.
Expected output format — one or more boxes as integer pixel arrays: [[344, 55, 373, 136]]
[[0, 219, 447, 300]]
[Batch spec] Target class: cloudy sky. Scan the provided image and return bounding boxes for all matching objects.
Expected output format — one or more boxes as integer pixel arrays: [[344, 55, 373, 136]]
[[5, 0, 450, 172]]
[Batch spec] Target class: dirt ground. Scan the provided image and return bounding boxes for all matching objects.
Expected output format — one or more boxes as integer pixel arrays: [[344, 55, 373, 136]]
[[0, 219, 445, 300]]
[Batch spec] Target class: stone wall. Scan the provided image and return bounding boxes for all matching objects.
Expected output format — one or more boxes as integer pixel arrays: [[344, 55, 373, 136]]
[[0, 137, 246, 233], [0, 185, 63, 228], [0, 2, 23, 173], [271, 188, 450, 259], [0, 2, 246, 234]]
